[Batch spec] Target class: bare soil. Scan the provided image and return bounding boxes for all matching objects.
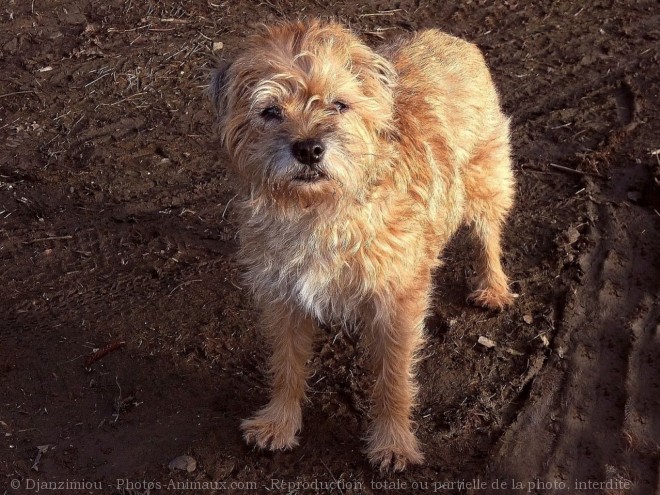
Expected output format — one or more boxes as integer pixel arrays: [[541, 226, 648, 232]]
[[1, 1, 659, 494]]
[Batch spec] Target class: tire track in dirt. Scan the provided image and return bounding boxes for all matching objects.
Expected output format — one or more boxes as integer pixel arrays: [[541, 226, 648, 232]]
[[3, 210, 238, 342], [485, 163, 660, 494]]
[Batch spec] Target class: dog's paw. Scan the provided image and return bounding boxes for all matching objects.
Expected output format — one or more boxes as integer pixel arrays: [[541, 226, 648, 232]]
[[367, 426, 424, 473], [368, 444, 424, 473], [240, 409, 301, 451], [468, 287, 516, 311]]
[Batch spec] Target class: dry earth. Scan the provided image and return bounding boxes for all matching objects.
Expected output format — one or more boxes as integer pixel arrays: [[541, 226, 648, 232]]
[[1, 1, 659, 494]]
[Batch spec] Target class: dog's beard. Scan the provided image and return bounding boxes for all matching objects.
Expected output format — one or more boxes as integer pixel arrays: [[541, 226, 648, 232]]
[[238, 131, 381, 213], [266, 149, 333, 187], [255, 144, 358, 209]]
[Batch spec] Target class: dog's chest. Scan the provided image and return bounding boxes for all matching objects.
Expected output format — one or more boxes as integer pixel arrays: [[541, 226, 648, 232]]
[[241, 214, 424, 323]]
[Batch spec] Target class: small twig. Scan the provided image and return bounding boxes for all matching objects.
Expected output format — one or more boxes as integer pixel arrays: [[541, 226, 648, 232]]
[[165, 46, 188, 61], [0, 90, 38, 99], [58, 354, 86, 365], [320, 459, 345, 495], [94, 92, 146, 108], [159, 18, 190, 23], [0, 117, 21, 130], [67, 113, 86, 135], [169, 279, 202, 295], [108, 24, 151, 33], [84, 72, 111, 88], [364, 27, 397, 36], [24, 235, 73, 244], [85, 341, 126, 368], [549, 163, 604, 178], [358, 9, 402, 17], [31, 445, 53, 471], [113, 376, 123, 423]]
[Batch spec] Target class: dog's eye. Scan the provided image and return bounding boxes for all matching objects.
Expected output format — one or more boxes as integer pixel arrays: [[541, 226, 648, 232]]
[[261, 105, 283, 120], [333, 101, 349, 113]]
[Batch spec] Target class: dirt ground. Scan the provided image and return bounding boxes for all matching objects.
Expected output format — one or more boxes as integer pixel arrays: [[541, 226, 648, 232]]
[[1, 1, 659, 494]]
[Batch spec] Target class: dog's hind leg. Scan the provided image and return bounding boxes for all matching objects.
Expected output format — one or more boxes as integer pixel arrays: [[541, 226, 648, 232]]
[[463, 123, 516, 310]]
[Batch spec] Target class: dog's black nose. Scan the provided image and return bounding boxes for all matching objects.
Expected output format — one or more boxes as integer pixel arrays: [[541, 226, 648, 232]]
[[291, 139, 325, 166]]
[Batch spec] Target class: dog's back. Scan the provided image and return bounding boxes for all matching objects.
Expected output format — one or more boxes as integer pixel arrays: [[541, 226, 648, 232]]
[[382, 31, 506, 168]]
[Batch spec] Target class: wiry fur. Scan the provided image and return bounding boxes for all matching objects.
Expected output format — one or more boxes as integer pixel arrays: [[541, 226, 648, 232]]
[[211, 20, 515, 472]]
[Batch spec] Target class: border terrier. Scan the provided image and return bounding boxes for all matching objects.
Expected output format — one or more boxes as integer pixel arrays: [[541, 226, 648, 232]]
[[210, 20, 515, 472]]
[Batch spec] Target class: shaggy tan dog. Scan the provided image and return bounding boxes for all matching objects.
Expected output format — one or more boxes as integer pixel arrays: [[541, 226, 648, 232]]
[[210, 20, 515, 472]]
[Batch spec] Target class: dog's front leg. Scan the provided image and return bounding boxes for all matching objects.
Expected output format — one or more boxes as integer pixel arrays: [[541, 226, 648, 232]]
[[241, 302, 316, 450], [366, 287, 427, 472]]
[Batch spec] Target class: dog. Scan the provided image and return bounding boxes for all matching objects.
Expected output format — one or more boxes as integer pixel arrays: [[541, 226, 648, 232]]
[[210, 19, 515, 472]]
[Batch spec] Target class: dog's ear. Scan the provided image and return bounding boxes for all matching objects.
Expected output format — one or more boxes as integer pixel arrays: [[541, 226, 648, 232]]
[[368, 52, 398, 95], [208, 60, 232, 118], [350, 45, 398, 126]]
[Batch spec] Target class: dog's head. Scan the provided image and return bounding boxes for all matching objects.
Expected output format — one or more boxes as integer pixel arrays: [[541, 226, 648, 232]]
[[210, 20, 397, 211]]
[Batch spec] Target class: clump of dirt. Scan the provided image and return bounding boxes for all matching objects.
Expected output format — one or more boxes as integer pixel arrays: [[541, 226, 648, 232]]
[[1, 1, 658, 494]]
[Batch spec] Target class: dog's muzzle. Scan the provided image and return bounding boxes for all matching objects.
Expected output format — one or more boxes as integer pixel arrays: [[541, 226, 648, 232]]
[[291, 139, 328, 182]]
